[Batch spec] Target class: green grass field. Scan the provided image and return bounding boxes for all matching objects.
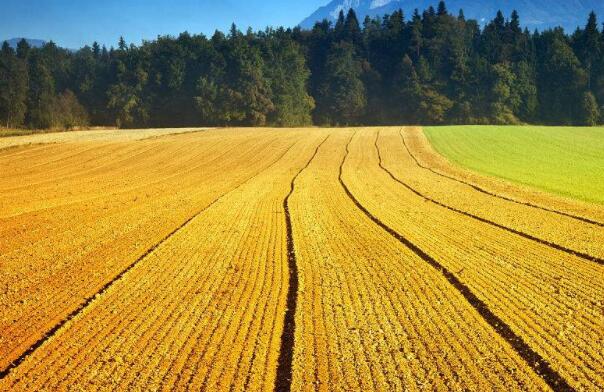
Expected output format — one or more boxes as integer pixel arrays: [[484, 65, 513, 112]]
[[424, 126, 604, 205]]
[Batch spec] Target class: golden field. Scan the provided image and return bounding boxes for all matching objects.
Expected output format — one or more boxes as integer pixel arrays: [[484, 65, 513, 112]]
[[0, 127, 602, 391]]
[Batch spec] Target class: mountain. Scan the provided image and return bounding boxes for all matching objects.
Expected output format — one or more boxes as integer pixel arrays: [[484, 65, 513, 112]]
[[300, 0, 604, 32], [3, 38, 47, 49]]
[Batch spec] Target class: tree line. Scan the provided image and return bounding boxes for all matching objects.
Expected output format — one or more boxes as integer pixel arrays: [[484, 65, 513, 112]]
[[1, 1, 604, 129]]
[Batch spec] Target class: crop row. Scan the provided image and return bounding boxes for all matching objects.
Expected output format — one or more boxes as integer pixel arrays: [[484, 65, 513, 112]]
[[403, 127, 604, 229], [287, 132, 547, 391], [0, 131, 327, 390], [341, 128, 604, 390], [2, 127, 602, 390], [0, 129, 297, 370]]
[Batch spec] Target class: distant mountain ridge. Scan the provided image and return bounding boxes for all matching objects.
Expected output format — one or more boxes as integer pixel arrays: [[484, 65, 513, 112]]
[[3, 38, 47, 48], [300, 0, 604, 32]]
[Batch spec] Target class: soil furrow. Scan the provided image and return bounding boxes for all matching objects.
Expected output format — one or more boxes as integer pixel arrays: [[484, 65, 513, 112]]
[[339, 132, 574, 392], [274, 136, 329, 392], [378, 132, 604, 266], [0, 140, 298, 381], [400, 129, 604, 227]]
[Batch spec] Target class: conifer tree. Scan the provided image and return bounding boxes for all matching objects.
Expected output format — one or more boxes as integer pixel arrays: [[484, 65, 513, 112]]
[[0, 43, 28, 128], [1, 5, 603, 129], [118, 36, 127, 51], [92, 42, 101, 58], [575, 12, 601, 90], [16, 39, 30, 59], [538, 32, 587, 124], [334, 10, 346, 40], [26, 52, 55, 128], [343, 9, 363, 52], [265, 38, 314, 126], [315, 41, 366, 125], [437, 1, 448, 17]]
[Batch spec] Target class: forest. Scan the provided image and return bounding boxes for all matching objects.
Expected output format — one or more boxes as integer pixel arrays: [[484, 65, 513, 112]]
[[1, 1, 603, 129]]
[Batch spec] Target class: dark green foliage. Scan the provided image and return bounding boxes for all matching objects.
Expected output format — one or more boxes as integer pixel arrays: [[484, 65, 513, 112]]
[[579, 91, 600, 126], [16, 39, 30, 59], [513, 61, 538, 121], [574, 12, 601, 89], [392, 55, 422, 123], [51, 89, 89, 129], [489, 63, 520, 124], [2, 3, 604, 130], [0, 43, 28, 128], [106, 40, 150, 128], [194, 26, 274, 126], [264, 33, 315, 126], [537, 31, 587, 124], [26, 52, 56, 129], [418, 87, 453, 124], [315, 42, 366, 125]]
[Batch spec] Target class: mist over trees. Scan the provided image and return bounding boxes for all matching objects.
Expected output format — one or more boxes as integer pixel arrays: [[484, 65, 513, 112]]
[[1, 1, 604, 129]]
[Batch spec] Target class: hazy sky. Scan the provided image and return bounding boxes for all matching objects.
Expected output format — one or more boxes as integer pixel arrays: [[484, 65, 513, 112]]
[[1, 0, 328, 49]]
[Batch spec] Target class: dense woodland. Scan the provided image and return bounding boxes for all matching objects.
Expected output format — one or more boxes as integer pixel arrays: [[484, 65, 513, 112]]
[[1, 1, 604, 129]]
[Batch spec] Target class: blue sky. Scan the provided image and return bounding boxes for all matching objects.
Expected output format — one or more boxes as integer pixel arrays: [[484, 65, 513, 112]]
[[1, 0, 328, 49]]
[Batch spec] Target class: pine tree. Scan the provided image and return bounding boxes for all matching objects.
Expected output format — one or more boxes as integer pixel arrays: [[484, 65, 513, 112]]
[[458, 9, 465, 22], [0, 44, 28, 128], [196, 32, 273, 126], [409, 10, 423, 61], [305, 20, 334, 113], [315, 41, 366, 125], [393, 55, 422, 123], [334, 10, 346, 41], [576, 12, 601, 90], [118, 36, 127, 51], [510, 10, 521, 33], [16, 39, 30, 59], [538, 32, 587, 124], [1, 41, 13, 56], [514, 61, 538, 121], [265, 38, 314, 126], [437, 1, 448, 17], [92, 42, 101, 58], [343, 9, 363, 51], [106, 44, 149, 128], [26, 52, 55, 128], [494, 11, 505, 32]]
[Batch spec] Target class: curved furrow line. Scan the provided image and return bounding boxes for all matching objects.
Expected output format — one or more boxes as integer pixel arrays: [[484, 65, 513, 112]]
[[36, 137, 298, 389], [274, 135, 330, 392], [339, 132, 574, 392], [400, 129, 604, 228], [0, 139, 299, 381], [0, 144, 103, 176], [0, 142, 164, 192], [379, 132, 604, 266], [0, 136, 266, 258], [0, 136, 293, 360]]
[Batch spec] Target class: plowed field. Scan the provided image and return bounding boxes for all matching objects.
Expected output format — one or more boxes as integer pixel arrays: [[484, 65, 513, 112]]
[[1, 127, 602, 391]]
